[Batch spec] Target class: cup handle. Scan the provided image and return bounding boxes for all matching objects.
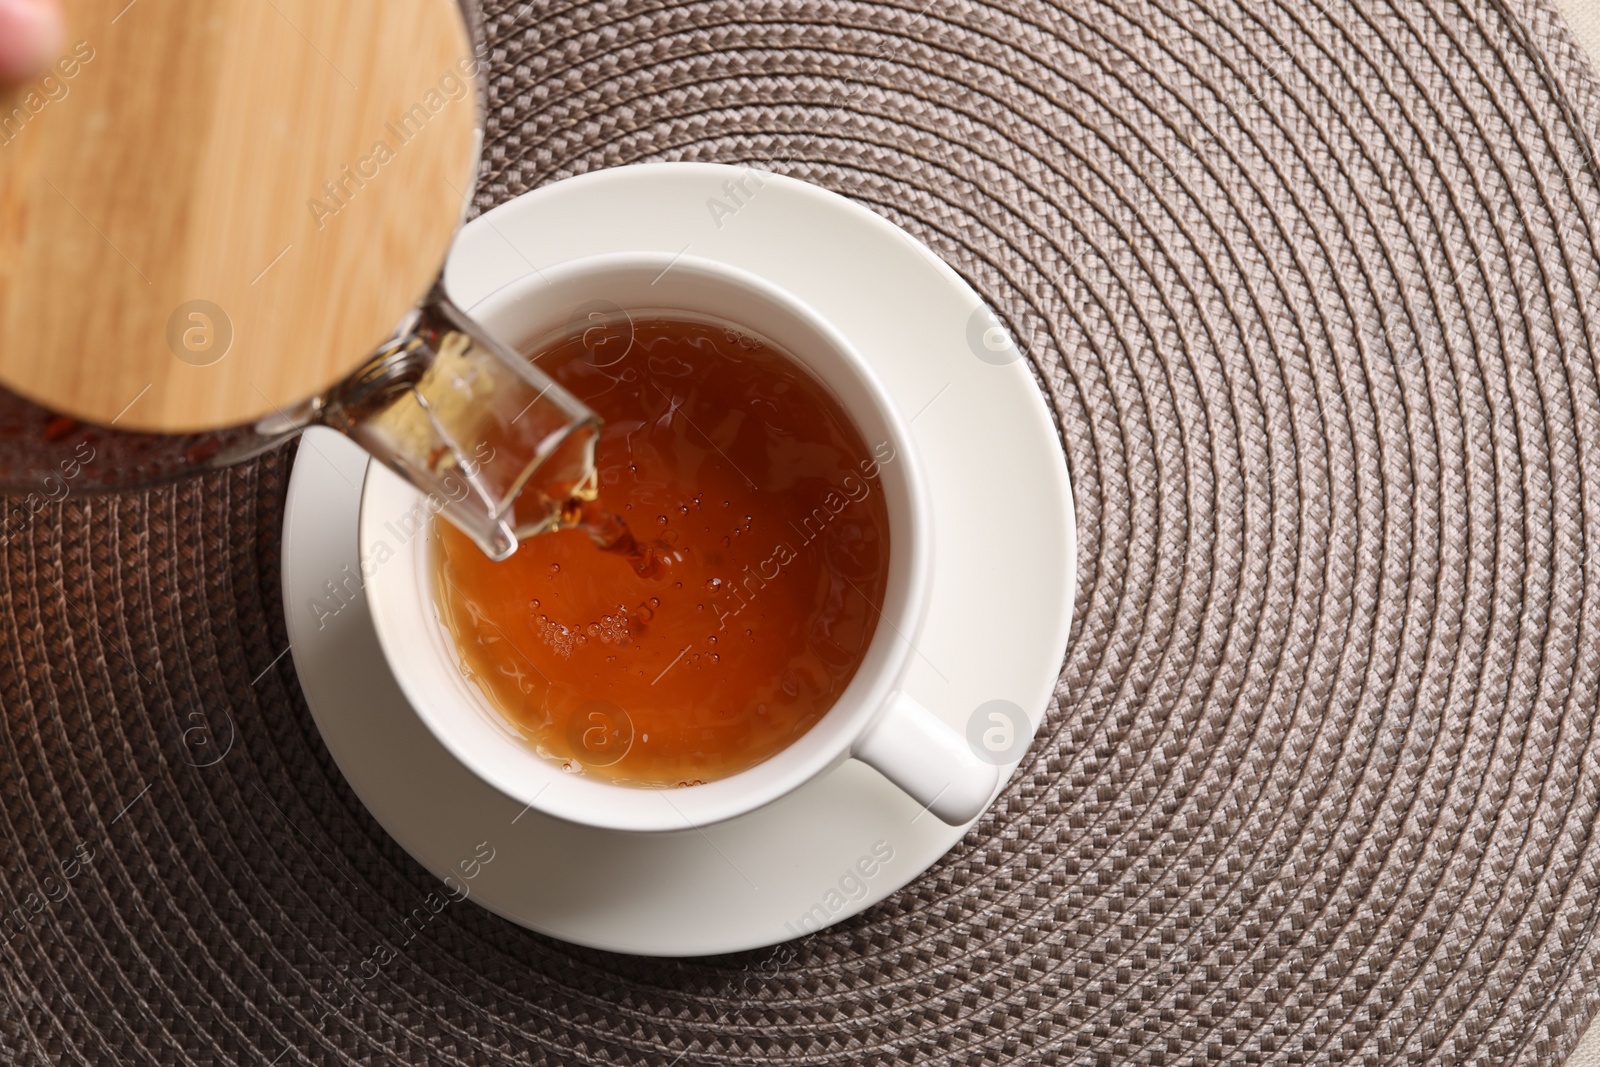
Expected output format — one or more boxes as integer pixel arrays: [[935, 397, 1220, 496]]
[[853, 691, 1001, 825]]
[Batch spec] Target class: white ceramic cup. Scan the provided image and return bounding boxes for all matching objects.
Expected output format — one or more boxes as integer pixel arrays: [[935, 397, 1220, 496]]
[[360, 251, 1000, 833]]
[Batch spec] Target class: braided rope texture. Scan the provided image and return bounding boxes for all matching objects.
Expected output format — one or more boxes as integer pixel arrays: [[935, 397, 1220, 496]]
[[5, 0, 1600, 1062]]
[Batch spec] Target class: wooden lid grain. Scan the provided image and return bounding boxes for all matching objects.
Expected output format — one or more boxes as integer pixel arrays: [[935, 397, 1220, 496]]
[[0, 0, 479, 432]]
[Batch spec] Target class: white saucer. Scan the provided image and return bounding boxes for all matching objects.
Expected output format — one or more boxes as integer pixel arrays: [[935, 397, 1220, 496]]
[[280, 163, 1075, 956]]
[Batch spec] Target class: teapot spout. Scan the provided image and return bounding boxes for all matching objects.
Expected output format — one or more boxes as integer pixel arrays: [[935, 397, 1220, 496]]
[[322, 285, 600, 561]]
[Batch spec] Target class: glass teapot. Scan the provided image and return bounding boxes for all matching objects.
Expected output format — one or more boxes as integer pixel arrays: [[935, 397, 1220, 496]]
[[0, 289, 601, 562], [0, 0, 596, 561]]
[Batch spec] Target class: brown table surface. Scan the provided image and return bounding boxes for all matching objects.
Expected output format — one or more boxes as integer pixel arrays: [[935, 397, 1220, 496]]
[[8, 0, 1600, 1063]]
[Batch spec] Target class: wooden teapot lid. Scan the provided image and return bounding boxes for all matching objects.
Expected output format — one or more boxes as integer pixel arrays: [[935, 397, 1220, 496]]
[[0, 0, 479, 432]]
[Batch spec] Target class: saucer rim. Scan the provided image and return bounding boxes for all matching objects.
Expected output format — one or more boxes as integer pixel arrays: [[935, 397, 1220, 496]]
[[282, 161, 1076, 956]]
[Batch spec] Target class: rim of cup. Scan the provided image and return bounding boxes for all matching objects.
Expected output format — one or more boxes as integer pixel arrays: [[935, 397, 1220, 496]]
[[360, 252, 933, 833]]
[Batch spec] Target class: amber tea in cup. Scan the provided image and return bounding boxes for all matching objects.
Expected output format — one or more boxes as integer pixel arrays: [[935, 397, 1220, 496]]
[[432, 313, 895, 787]]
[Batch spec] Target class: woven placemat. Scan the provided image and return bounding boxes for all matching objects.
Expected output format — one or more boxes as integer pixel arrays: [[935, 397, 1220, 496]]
[[6, 0, 1600, 1062]]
